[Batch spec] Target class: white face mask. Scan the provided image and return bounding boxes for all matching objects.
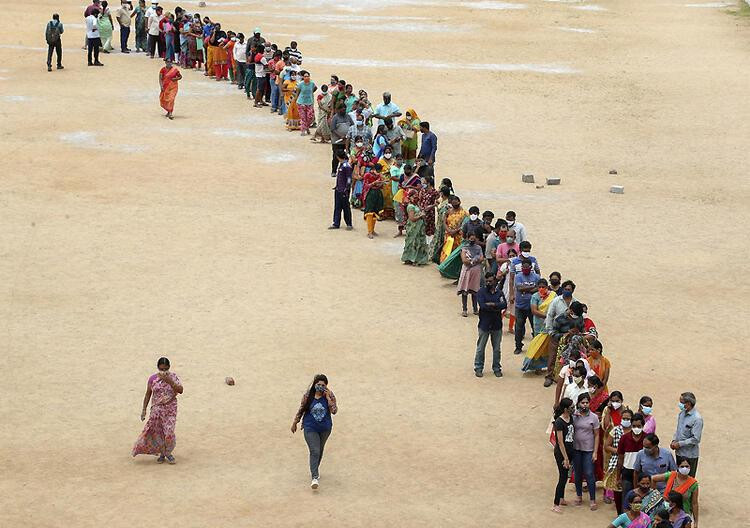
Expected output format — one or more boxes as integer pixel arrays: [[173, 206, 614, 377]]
[[620, 419, 631, 428], [678, 466, 691, 476], [632, 427, 643, 435], [520, 251, 530, 258], [469, 214, 479, 221], [506, 237, 515, 244], [384, 153, 392, 159], [611, 401, 622, 410], [355, 142, 363, 148]]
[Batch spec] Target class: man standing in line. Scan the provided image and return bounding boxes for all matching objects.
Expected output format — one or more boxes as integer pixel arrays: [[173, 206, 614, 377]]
[[330, 105, 353, 177], [670, 392, 703, 477], [147, 5, 164, 58], [45, 13, 64, 71], [513, 259, 540, 355], [634, 433, 677, 491], [505, 210, 527, 244], [416, 121, 437, 177], [83, 0, 101, 49], [373, 91, 401, 125], [384, 117, 406, 157], [115, 1, 135, 53], [474, 273, 506, 378], [85, 8, 103, 66]]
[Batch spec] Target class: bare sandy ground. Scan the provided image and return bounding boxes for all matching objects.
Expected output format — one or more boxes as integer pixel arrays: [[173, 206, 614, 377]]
[[1, 1, 749, 526]]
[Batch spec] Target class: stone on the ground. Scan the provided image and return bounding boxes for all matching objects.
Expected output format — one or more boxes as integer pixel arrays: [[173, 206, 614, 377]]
[[198, 1, 206, 6], [546, 177, 561, 185], [522, 174, 535, 183], [225, 377, 235, 386], [609, 169, 618, 175], [610, 185, 625, 194]]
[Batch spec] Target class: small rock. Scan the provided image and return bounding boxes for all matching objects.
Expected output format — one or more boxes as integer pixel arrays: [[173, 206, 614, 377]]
[[198, 1, 206, 6], [225, 377, 235, 386], [521, 174, 535, 183], [546, 178, 561, 185], [609, 169, 618, 175], [610, 185, 624, 194], [535, 185, 545, 189]]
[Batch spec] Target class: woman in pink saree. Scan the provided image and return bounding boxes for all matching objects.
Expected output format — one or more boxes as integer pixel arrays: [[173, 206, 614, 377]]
[[132, 357, 183, 464]]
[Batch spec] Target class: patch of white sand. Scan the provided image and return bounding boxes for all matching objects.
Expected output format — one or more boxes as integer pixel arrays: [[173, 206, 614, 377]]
[[59, 131, 144, 152], [556, 26, 597, 33]]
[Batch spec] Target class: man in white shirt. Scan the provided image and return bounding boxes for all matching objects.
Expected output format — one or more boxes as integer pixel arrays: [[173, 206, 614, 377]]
[[147, 5, 163, 58], [373, 92, 402, 126], [233, 33, 246, 90], [85, 9, 103, 66], [505, 210, 527, 243]]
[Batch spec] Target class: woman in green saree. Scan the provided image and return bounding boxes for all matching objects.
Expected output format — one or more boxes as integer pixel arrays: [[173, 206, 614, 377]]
[[98, 2, 115, 53], [401, 189, 430, 266], [429, 185, 452, 264]]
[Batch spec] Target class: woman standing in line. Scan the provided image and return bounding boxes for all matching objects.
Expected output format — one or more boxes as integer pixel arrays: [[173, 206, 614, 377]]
[[638, 395, 656, 434], [312, 84, 332, 143], [399, 108, 420, 167], [401, 189, 430, 266], [429, 185, 452, 264], [604, 405, 632, 512], [552, 397, 574, 514], [296, 71, 317, 136], [456, 230, 484, 317], [291, 374, 338, 490], [98, 1, 115, 53], [132, 357, 183, 464]]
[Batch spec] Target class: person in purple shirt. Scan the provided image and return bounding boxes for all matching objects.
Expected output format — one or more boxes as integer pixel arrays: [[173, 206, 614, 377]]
[[513, 258, 540, 354], [329, 151, 352, 230]]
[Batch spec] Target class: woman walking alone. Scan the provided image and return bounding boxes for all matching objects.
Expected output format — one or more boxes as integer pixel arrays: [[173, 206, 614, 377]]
[[132, 357, 183, 464], [291, 374, 338, 490], [159, 58, 182, 119]]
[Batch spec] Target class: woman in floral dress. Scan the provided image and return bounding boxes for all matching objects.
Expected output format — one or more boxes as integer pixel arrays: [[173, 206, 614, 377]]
[[132, 357, 183, 464]]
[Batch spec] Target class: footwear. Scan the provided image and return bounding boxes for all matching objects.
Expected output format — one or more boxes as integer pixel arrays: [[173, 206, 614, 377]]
[[57, 65, 64, 69], [589, 501, 598, 511], [543, 377, 555, 388], [345, 226, 353, 230], [494, 371, 503, 378], [88, 62, 93, 66], [367, 233, 374, 239], [327, 225, 340, 230], [156, 455, 166, 464], [166, 455, 176, 465], [574, 497, 583, 506], [551, 505, 562, 514], [461, 311, 468, 317], [603, 496, 612, 504], [122, 50, 130, 54], [94, 62, 104, 66], [47, 66, 52, 72], [311, 478, 319, 490], [514, 348, 522, 355], [559, 499, 568, 506], [473, 310, 479, 316], [474, 370, 483, 378]]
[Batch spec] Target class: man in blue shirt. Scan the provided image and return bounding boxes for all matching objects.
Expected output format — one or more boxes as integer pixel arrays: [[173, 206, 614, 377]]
[[373, 91, 401, 125], [513, 259, 540, 355], [634, 434, 677, 491], [475, 273, 507, 377], [417, 121, 437, 177], [670, 391, 703, 477]]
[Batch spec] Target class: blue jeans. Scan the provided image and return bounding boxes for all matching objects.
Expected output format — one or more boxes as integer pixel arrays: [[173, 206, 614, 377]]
[[271, 82, 280, 111], [573, 450, 596, 500], [279, 96, 286, 116], [120, 25, 130, 51], [165, 34, 174, 61], [474, 328, 501, 373]]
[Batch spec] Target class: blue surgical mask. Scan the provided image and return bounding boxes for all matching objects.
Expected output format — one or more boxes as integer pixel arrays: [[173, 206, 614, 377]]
[[641, 406, 652, 415], [562, 291, 573, 299], [678, 402, 686, 411]]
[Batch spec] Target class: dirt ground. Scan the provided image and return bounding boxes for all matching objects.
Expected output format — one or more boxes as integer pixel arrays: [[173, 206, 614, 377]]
[[1, 0, 749, 526]]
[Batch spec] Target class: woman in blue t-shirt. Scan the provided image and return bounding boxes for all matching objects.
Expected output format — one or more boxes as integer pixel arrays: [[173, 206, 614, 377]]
[[291, 374, 338, 490]]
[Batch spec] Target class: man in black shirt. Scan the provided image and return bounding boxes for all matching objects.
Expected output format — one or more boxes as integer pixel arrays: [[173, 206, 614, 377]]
[[474, 273, 507, 377]]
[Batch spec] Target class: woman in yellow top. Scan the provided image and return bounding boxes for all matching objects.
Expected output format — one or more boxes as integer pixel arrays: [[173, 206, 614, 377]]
[[378, 146, 395, 219], [440, 195, 468, 262], [283, 72, 300, 131], [523, 277, 557, 372], [587, 339, 611, 391], [399, 108, 420, 167]]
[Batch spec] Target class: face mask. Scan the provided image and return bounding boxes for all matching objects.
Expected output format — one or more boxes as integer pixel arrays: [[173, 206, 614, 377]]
[[520, 251, 530, 258], [538, 287, 548, 296], [468, 240, 476, 246], [562, 290, 573, 299], [632, 427, 643, 435], [314, 384, 326, 393], [231, 37, 237, 42], [678, 402, 686, 411], [678, 466, 690, 476], [469, 214, 479, 221], [356, 142, 363, 148], [421, 183, 427, 189], [630, 503, 642, 513], [641, 406, 652, 415], [384, 153, 392, 159], [356, 120, 363, 126], [620, 419, 631, 428], [522, 268, 531, 276], [611, 401, 622, 410], [568, 360, 575, 368], [573, 376, 583, 384], [506, 237, 515, 244], [663, 502, 672, 511], [507, 220, 515, 227]]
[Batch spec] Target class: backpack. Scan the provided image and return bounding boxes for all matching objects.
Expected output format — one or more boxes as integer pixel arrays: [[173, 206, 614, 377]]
[[46, 21, 61, 45]]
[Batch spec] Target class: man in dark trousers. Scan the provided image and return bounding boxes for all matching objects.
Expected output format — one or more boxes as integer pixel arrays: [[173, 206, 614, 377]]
[[45, 13, 64, 71], [474, 273, 507, 377], [329, 151, 353, 230]]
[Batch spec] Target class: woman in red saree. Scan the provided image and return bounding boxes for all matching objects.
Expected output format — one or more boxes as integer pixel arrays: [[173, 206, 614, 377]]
[[159, 59, 182, 119], [132, 357, 183, 464]]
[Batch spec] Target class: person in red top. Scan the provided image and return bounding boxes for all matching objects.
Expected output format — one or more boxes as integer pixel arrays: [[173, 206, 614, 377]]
[[616, 413, 646, 513]]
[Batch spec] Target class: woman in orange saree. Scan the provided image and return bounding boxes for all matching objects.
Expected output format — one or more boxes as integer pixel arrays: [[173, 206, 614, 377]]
[[159, 59, 182, 119]]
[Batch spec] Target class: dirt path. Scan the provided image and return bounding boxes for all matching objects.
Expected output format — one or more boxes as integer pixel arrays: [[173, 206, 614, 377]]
[[1, 1, 748, 526]]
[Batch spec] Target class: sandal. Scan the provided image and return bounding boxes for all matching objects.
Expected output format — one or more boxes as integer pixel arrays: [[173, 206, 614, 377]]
[[156, 455, 166, 464], [166, 455, 176, 465]]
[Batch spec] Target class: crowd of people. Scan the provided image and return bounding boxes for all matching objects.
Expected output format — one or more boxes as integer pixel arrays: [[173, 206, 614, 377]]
[[54, 3, 708, 522]]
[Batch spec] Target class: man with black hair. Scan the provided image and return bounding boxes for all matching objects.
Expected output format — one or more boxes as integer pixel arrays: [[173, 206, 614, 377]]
[[45, 13, 64, 71], [513, 259, 541, 355]]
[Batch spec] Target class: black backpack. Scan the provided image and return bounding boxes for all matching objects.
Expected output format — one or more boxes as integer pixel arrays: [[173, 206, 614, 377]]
[[46, 21, 61, 45]]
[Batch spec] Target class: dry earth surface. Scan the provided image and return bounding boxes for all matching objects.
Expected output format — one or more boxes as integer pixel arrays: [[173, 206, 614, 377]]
[[1, 0, 749, 527]]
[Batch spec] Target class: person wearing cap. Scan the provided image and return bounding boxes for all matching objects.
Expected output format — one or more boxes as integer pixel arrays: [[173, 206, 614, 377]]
[[373, 92, 402, 125]]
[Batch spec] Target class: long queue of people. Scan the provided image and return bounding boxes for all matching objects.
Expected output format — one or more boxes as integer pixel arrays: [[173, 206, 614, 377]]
[[61, 3, 707, 521]]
